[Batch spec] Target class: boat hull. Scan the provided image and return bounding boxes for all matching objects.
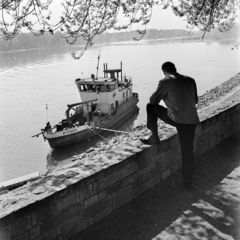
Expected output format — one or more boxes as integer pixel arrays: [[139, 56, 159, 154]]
[[46, 97, 139, 148]]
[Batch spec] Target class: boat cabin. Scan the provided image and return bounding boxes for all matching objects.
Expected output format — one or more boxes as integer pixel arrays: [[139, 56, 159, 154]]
[[75, 62, 133, 116]]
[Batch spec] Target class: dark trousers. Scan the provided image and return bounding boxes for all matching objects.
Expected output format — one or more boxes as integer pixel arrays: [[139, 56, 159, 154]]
[[146, 103, 197, 184]]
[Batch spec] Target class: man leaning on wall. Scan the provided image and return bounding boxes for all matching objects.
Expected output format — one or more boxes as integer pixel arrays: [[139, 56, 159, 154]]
[[140, 62, 200, 190]]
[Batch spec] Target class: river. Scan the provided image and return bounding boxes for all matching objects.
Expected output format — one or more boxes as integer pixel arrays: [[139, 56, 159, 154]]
[[0, 40, 239, 183]]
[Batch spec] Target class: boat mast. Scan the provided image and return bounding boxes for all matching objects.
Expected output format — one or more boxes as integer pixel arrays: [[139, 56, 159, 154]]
[[96, 50, 101, 79]]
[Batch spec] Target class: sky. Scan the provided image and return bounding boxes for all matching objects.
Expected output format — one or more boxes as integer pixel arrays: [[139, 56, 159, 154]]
[[124, 5, 188, 30], [49, 1, 189, 31]]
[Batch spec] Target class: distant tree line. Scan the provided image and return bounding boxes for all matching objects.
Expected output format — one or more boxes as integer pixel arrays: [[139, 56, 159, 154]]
[[0, 27, 238, 53], [0, 29, 197, 52]]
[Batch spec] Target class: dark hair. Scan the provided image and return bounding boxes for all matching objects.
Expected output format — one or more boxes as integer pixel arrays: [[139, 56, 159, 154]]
[[162, 62, 177, 74]]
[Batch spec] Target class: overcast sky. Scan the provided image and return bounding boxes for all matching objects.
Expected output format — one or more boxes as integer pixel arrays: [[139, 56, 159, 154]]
[[49, 2, 188, 31]]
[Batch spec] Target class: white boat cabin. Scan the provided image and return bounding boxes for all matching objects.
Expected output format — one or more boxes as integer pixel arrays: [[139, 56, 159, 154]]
[[75, 62, 133, 117]]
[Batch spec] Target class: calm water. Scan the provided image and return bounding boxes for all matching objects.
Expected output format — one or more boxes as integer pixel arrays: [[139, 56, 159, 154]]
[[0, 41, 239, 183]]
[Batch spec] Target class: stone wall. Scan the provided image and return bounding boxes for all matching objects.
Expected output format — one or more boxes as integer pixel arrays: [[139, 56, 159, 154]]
[[1, 91, 240, 240]]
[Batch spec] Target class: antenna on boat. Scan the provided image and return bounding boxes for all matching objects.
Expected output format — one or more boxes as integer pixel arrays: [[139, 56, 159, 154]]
[[96, 49, 101, 79]]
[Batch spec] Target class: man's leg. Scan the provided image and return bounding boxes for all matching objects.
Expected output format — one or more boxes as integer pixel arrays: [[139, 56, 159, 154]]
[[141, 104, 177, 144], [146, 103, 177, 134], [176, 124, 196, 186]]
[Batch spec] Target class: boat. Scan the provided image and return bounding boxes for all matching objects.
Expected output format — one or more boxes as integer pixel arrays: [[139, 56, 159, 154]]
[[39, 62, 139, 148]]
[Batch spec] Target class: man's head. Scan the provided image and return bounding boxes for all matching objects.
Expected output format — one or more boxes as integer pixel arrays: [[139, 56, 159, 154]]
[[162, 62, 177, 76]]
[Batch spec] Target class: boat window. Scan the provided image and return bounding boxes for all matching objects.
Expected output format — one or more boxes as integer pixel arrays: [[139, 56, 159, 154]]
[[106, 84, 115, 92], [116, 101, 118, 108], [87, 84, 96, 92], [109, 84, 115, 91], [78, 84, 88, 92], [97, 85, 105, 92]]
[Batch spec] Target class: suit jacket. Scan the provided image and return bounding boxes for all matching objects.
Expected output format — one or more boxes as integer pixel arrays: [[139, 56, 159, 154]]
[[149, 73, 200, 124]]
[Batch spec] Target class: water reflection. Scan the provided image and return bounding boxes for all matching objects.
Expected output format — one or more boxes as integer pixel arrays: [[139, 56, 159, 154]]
[[0, 45, 84, 70], [46, 112, 139, 170]]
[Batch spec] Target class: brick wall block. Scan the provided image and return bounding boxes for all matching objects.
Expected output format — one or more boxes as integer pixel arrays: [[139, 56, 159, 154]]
[[57, 215, 81, 237], [39, 217, 55, 236], [97, 196, 112, 212], [115, 160, 137, 182], [62, 225, 78, 240], [93, 173, 115, 193], [94, 206, 113, 223], [35, 229, 56, 240], [147, 174, 160, 188], [0, 224, 11, 240], [208, 115, 217, 125], [156, 139, 170, 155], [85, 194, 98, 209], [31, 205, 54, 225], [55, 192, 76, 213], [29, 225, 40, 240], [161, 168, 171, 180], [12, 215, 31, 236], [106, 181, 122, 195], [232, 113, 240, 124], [12, 232, 28, 240], [151, 153, 163, 164], [85, 191, 106, 209], [132, 182, 148, 199], [54, 210, 69, 226], [82, 205, 97, 219], [137, 150, 153, 170], [162, 147, 179, 169], [76, 184, 94, 203], [170, 163, 179, 175], [214, 121, 224, 132], [216, 111, 226, 121], [0, 215, 11, 228], [113, 186, 132, 209], [143, 171, 152, 182], [202, 119, 210, 132], [78, 218, 93, 232], [226, 105, 238, 116], [195, 139, 206, 150], [141, 162, 157, 176], [131, 176, 144, 189], [68, 202, 85, 219]]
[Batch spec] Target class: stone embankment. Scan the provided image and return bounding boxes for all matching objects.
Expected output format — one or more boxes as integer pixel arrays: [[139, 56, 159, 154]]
[[0, 73, 240, 240]]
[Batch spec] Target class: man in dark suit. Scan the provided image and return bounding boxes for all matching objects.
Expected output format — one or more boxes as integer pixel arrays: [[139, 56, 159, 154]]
[[141, 62, 200, 189]]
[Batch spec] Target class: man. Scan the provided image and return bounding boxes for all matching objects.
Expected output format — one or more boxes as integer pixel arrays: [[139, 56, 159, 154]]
[[141, 62, 200, 189]]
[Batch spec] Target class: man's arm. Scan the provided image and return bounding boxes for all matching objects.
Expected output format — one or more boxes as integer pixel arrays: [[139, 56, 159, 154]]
[[193, 80, 198, 104], [149, 80, 167, 105]]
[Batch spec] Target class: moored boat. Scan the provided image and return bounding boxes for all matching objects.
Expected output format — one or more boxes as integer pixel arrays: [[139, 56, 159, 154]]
[[38, 62, 139, 148]]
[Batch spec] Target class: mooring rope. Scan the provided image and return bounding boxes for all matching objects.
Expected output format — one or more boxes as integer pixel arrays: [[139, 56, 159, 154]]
[[94, 126, 131, 134], [87, 123, 132, 142], [87, 126, 109, 142]]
